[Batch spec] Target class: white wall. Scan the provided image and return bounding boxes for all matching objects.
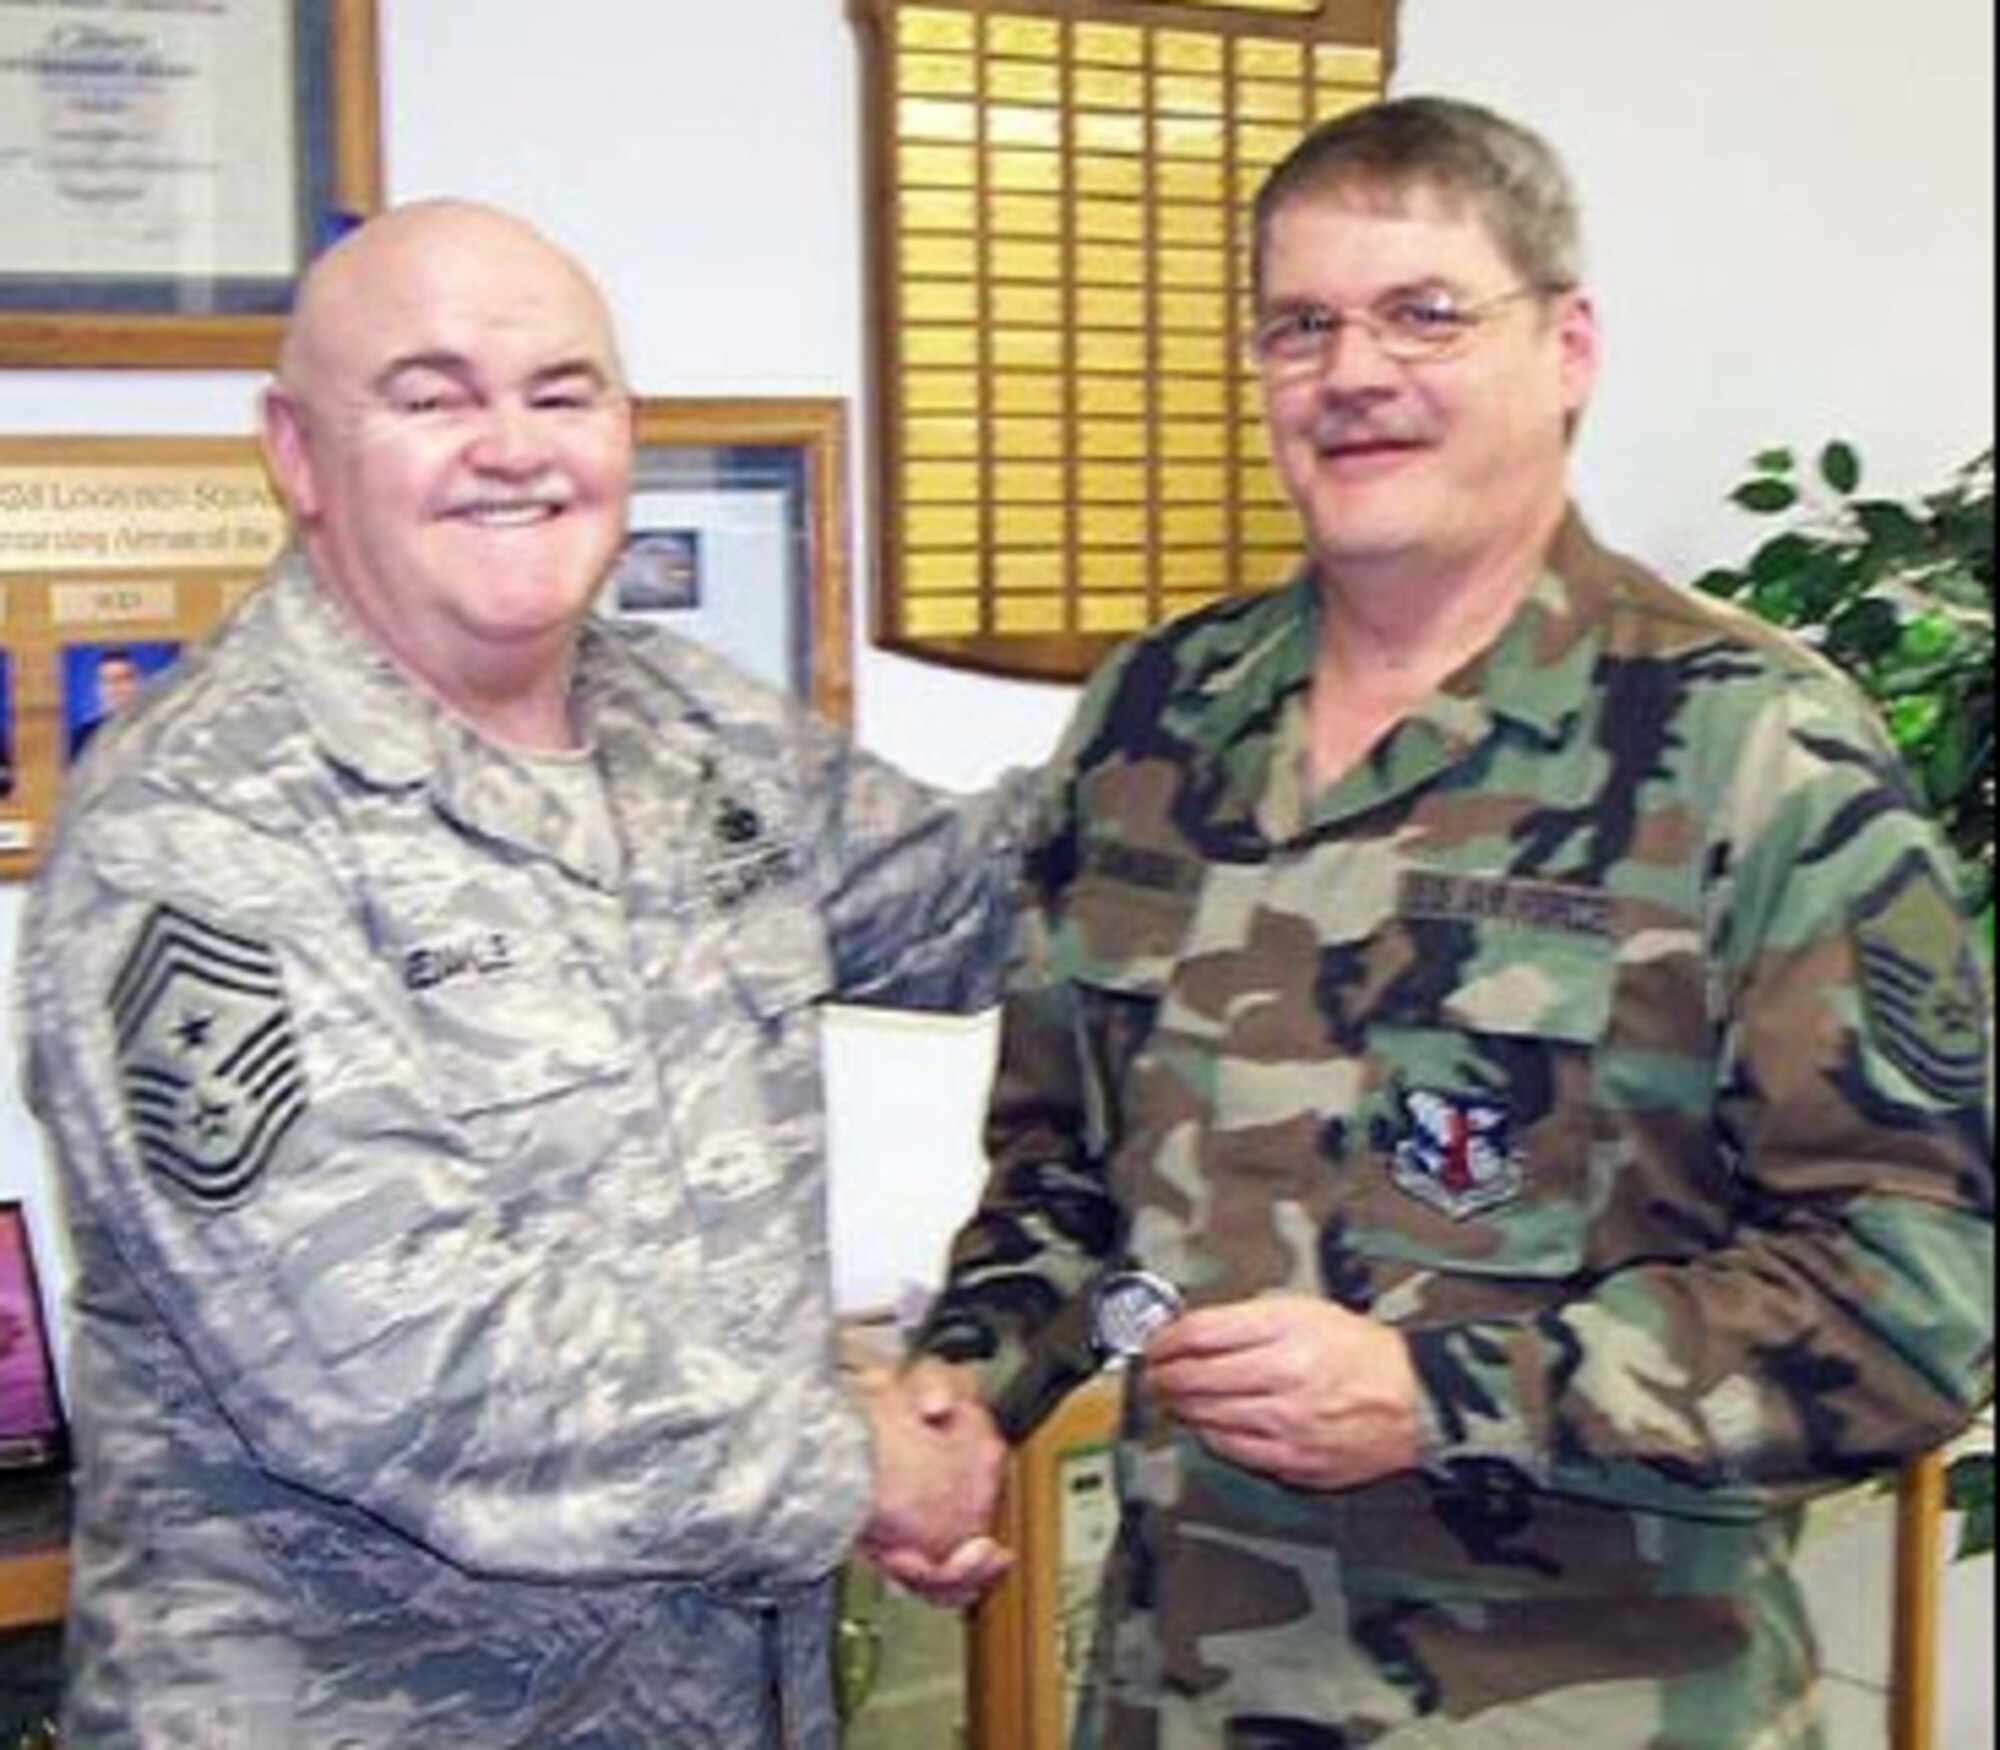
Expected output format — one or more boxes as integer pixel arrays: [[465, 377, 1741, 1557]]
[[1397, 1, 1996, 576]]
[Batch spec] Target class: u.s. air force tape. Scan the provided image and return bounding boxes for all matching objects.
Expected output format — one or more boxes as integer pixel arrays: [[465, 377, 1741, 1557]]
[[1091, 1268, 1184, 1359]]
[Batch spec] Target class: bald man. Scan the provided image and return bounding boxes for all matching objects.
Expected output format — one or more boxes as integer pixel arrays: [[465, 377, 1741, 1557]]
[[21, 201, 1018, 1748]]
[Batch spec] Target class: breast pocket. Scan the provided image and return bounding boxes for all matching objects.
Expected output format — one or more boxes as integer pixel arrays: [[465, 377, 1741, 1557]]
[[417, 966, 634, 1168], [424, 977, 628, 1115], [349, 844, 661, 1147], [1341, 919, 1615, 1281]]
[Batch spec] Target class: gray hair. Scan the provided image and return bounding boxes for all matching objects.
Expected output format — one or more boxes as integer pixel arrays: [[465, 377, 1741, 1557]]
[[1251, 95, 1584, 299]]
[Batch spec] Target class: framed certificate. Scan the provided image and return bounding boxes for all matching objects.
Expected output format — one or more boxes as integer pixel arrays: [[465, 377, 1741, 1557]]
[[0, 0, 382, 369]]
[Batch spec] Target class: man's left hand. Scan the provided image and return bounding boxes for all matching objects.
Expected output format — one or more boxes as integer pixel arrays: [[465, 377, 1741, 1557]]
[[1143, 1293, 1424, 1491]]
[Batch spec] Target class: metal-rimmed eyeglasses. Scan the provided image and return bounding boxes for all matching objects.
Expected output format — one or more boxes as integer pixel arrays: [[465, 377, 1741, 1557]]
[[1247, 283, 1569, 377]]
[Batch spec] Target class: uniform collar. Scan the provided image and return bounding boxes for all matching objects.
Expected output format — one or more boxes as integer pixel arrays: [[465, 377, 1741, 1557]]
[[1176, 508, 1613, 838], [1469, 509, 1614, 746], [264, 551, 628, 889]]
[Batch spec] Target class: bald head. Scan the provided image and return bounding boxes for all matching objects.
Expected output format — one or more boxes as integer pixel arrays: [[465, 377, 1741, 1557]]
[[278, 200, 626, 404]]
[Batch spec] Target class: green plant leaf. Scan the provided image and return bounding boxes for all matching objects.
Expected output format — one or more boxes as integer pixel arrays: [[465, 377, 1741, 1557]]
[[1752, 447, 1797, 474], [1886, 693, 1944, 753], [1958, 1502, 1997, 1562], [1946, 1448, 1993, 1510], [1899, 613, 1958, 663], [1793, 553, 1863, 621], [1692, 566, 1749, 601], [1733, 478, 1799, 515], [1852, 500, 1926, 557], [1828, 595, 1901, 661], [1923, 562, 1994, 614], [1948, 1450, 1996, 1561], [1923, 708, 1975, 803], [1747, 532, 1819, 587], [1820, 440, 1863, 495], [1748, 579, 1806, 627]]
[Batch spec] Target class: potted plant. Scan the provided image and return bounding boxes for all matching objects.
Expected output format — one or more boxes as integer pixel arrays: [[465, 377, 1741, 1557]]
[[1694, 441, 1994, 1557]]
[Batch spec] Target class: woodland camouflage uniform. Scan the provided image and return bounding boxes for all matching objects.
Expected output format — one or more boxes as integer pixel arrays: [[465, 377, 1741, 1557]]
[[919, 514, 1994, 1749]]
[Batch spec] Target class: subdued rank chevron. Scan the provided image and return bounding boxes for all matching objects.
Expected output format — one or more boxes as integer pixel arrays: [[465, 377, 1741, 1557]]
[[1852, 857, 1990, 1109], [1857, 931, 1988, 1106], [108, 904, 306, 1207], [109, 903, 287, 1042]]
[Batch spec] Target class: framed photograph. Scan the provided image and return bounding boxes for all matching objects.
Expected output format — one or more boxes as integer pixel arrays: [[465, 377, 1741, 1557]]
[[612, 527, 703, 615], [626, 398, 854, 726], [0, 1202, 66, 1476], [61, 638, 183, 764], [0, 0, 382, 369]]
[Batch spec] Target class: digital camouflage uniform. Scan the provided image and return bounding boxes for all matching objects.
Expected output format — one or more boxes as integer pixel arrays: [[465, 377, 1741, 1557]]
[[21, 553, 1025, 1749], [919, 515, 1994, 1749]]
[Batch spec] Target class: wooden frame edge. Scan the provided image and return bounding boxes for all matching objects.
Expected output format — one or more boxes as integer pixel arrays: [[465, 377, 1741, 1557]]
[[0, 0, 384, 371], [629, 396, 855, 728]]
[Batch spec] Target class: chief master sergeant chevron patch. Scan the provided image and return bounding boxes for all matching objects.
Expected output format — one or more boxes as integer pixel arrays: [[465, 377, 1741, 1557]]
[[109, 903, 306, 1208]]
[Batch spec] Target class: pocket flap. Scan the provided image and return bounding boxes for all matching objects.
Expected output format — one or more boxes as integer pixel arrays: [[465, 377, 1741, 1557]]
[[718, 897, 834, 1020]]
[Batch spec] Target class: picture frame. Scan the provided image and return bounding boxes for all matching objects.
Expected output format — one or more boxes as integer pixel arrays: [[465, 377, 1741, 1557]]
[[0, 1201, 66, 1477], [60, 638, 184, 766], [0, 0, 383, 370], [0, 432, 289, 881], [0, 397, 854, 879], [625, 398, 854, 727]]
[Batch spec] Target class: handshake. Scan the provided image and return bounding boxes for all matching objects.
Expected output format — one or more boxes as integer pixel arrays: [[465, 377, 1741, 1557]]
[[853, 1358, 1014, 1608]]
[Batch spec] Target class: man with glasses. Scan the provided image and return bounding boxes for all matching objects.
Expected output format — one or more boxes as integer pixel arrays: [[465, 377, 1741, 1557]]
[[913, 97, 1992, 1745]]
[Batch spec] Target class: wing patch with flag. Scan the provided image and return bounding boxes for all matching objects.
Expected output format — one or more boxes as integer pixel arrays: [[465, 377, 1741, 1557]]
[[109, 904, 306, 1208]]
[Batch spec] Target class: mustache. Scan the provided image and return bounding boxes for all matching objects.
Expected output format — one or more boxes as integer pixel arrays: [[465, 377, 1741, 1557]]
[[439, 482, 575, 517], [1305, 405, 1433, 452]]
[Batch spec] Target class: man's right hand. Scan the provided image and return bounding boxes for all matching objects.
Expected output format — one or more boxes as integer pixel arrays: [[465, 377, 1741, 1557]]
[[854, 1359, 1014, 1608]]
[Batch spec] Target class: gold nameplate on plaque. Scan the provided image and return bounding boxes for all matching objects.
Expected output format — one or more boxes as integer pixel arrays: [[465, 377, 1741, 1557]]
[[850, 0, 1397, 681]]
